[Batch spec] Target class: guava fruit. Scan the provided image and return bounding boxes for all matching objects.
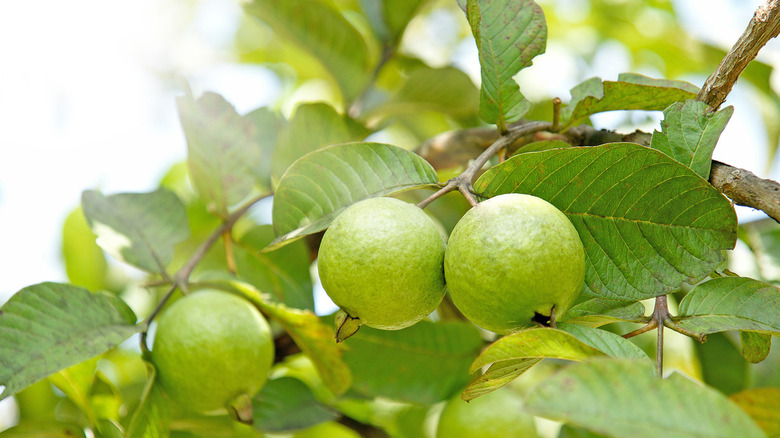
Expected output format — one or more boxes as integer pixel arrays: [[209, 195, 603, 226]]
[[436, 389, 539, 438], [318, 197, 446, 338], [150, 289, 274, 422], [444, 193, 585, 334]]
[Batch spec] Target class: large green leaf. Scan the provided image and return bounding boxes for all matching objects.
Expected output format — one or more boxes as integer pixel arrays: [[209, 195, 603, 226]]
[[271, 103, 368, 182], [233, 225, 314, 311], [677, 276, 780, 335], [178, 92, 263, 214], [474, 143, 738, 300], [731, 388, 780, 438], [692, 333, 748, 396], [61, 206, 108, 291], [245, 106, 286, 191], [526, 359, 765, 438], [561, 74, 699, 130], [82, 189, 189, 274], [466, 0, 546, 129], [252, 377, 338, 432], [651, 100, 734, 179], [342, 321, 483, 404], [244, 0, 371, 102], [270, 142, 439, 250], [0, 283, 139, 400]]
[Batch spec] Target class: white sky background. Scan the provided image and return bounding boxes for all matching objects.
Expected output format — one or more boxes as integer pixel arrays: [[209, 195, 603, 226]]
[[0, 0, 779, 307]]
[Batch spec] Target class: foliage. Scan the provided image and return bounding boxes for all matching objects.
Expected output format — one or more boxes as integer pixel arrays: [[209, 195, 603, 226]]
[[2, 0, 780, 437]]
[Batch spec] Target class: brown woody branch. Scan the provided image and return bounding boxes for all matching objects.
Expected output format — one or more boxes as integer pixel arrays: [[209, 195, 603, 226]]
[[697, 0, 780, 110], [416, 124, 780, 223]]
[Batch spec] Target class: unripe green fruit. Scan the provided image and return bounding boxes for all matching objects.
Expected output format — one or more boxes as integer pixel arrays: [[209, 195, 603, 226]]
[[150, 290, 274, 418], [436, 389, 539, 438], [444, 193, 585, 334], [318, 197, 446, 331]]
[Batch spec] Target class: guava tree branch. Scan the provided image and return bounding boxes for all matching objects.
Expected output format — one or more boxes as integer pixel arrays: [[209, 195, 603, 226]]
[[697, 0, 780, 110]]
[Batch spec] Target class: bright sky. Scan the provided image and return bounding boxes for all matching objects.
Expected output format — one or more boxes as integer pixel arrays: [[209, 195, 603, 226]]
[[0, 0, 778, 306]]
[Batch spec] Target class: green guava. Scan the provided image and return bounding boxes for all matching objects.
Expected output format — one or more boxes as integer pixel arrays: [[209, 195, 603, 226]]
[[444, 193, 585, 334], [150, 289, 274, 421], [436, 389, 539, 438], [318, 197, 446, 334]]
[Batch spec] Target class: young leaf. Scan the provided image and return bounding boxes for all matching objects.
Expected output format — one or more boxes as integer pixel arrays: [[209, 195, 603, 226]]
[[61, 206, 108, 291], [525, 359, 765, 438], [178, 92, 263, 214], [222, 279, 352, 396], [677, 276, 780, 335], [560, 74, 699, 130], [252, 377, 339, 432], [557, 323, 649, 360], [474, 143, 738, 301], [740, 331, 772, 364], [82, 189, 189, 274], [126, 362, 169, 438], [731, 387, 780, 438], [233, 225, 314, 311], [243, 0, 371, 102], [558, 298, 646, 327], [271, 103, 368, 182], [461, 358, 540, 401], [269, 142, 439, 250], [650, 100, 734, 179], [341, 321, 483, 404], [466, 0, 546, 129], [0, 282, 139, 400]]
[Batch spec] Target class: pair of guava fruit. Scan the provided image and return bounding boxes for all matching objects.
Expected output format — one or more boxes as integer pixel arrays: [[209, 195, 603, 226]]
[[317, 193, 585, 337]]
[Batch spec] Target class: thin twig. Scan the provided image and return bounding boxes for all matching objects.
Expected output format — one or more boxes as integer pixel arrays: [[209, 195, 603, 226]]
[[552, 97, 562, 132], [140, 283, 178, 354], [697, 0, 780, 110]]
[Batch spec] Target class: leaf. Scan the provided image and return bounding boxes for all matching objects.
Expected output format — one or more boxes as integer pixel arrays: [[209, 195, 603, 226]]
[[223, 280, 351, 396], [126, 363, 169, 438], [271, 103, 367, 182], [740, 331, 772, 364], [558, 298, 646, 327], [269, 142, 439, 250], [243, 0, 371, 101], [692, 333, 748, 395], [234, 225, 314, 310], [342, 321, 483, 404], [557, 323, 649, 360], [252, 377, 339, 432], [466, 0, 546, 128], [360, 0, 428, 45], [561, 74, 699, 130], [178, 92, 264, 214], [525, 359, 765, 438], [461, 358, 540, 401], [677, 276, 780, 335], [651, 100, 734, 179], [469, 328, 606, 375], [82, 189, 189, 274], [0, 282, 139, 400], [0, 421, 87, 438], [731, 388, 780, 438], [48, 358, 100, 427], [245, 106, 286, 191], [474, 143, 738, 300], [61, 206, 108, 291]]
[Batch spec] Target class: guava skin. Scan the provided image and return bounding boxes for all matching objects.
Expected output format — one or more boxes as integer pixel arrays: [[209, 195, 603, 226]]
[[444, 193, 585, 334], [436, 389, 539, 438], [318, 197, 447, 330], [150, 290, 274, 414]]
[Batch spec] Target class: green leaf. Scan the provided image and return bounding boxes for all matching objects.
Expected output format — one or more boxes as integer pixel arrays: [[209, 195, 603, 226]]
[[342, 321, 483, 404], [474, 143, 738, 300], [243, 0, 371, 102], [0, 421, 87, 438], [525, 359, 765, 438], [61, 206, 108, 291], [731, 388, 780, 438], [178, 92, 263, 214], [369, 66, 479, 121], [360, 0, 428, 45], [692, 333, 748, 395], [561, 74, 699, 130], [678, 276, 780, 335], [469, 328, 606, 375], [126, 363, 169, 438], [740, 331, 772, 364], [558, 298, 646, 327], [461, 358, 540, 401], [651, 100, 734, 179], [245, 106, 286, 192], [252, 377, 339, 432], [0, 282, 139, 400], [467, 0, 546, 128], [233, 225, 314, 310], [48, 358, 100, 427], [223, 280, 352, 396], [269, 142, 439, 250], [82, 189, 189, 274], [271, 103, 367, 183], [557, 323, 649, 360]]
